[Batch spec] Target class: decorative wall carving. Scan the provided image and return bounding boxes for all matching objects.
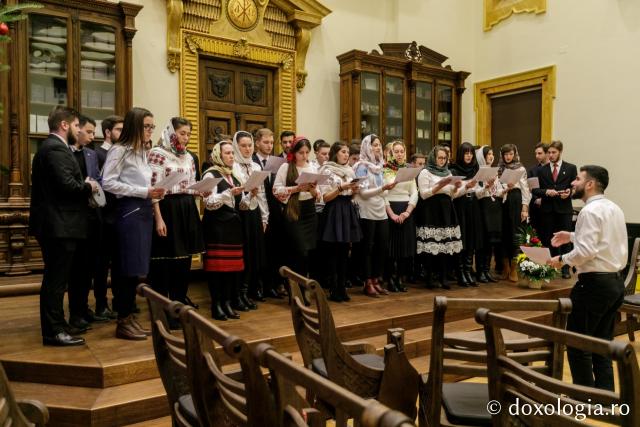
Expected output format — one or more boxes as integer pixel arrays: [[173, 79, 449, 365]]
[[484, 0, 546, 31]]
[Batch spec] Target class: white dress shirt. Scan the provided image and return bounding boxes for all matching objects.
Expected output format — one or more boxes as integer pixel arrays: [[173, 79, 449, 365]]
[[102, 144, 151, 199], [148, 147, 197, 195], [273, 163, 317, 202], [417, 170, 465, 200], [563, 195, 628, 274]]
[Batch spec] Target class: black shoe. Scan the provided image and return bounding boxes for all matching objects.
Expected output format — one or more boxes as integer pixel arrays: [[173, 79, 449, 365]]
[[485, 271, 499, 283], [85, 309, 110, 323], [222, 301, 240, 319], [95, 306, 117, 320], [329, 291, 343, 302], [396, 276, 407, 292], [387, 277, 399, 293], [182, 296, 199, 309], [340, 288, 351, 302], [241, 294, 257, 310], [266, 288, 284, 299], [63, 324, 88, 335], [69, 316, 92, 332], [562, 265, 571, 279], [344, 279, 353, 289], [477, 271, 490, 283], [251, 290, 266, 302], [43, 332, 85, 346], [211, 302, 228, 321], [232, 298, 249, 312]]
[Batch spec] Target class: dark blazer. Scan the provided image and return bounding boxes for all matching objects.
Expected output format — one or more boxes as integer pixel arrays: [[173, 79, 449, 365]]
[[30, 134, 92, 239], [95, 145, 108, 171], [83, 147, 101, 181], [253, 153, 283, 224], [532, 161, 577, 214]]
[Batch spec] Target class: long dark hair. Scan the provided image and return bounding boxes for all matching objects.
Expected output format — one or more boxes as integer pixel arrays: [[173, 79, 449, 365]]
[[328, 141, 348, 164], [285, 137, 312, 221], [118, 107, 153, 153]]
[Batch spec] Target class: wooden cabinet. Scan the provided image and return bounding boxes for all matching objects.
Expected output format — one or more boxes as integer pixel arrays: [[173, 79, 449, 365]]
[[337, 42, 469, 155], [0, 0, 141, 276]]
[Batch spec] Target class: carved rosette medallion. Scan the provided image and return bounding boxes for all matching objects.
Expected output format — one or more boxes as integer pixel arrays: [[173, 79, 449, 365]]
[[227, 0, 259, 31]]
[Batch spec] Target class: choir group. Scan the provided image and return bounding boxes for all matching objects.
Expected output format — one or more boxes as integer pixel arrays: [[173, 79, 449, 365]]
[[30, 105, 560, 343]]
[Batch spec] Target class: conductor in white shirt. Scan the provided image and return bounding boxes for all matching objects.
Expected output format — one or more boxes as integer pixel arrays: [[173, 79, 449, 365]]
[[548, 165, 627, 391]]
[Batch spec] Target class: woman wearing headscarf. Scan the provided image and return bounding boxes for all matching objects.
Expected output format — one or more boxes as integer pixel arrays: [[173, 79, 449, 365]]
[[201, 141, 245, 321], [232, 130, 268, 311], [148, 117, 204, 312], [475, 146, 504, 282], [415, 145, 465, 289], [449, 142, 481, 287], [273, 136, 319, 276], [382, 140, 417, 292], [319, 141, 363, 302], [498, 143, 531, 282], [353, 134, 397, 297]]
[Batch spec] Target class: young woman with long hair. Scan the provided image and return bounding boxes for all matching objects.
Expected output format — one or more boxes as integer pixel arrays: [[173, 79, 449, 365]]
[[201, 141, 245, 321], [232, 130, 268, 310], [498, 143, 531, 282], [382, 140, 417, 292], [148, 117, 204, 311], [415, 145, 465, 290], [319, 142, 362, 301], [353, 134, 396, 297], [273, 136, 319, 276], [102, 107, 166, 340]]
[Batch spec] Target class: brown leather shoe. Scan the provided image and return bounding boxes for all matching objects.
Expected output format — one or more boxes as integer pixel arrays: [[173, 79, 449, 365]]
[[372, 278, 389, 295], [131, 316, 151, 336], [116, 316, 147, 341], [363, 279, 379, 298]]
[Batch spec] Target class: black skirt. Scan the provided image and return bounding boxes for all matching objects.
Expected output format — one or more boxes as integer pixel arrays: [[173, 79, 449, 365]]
[[502, 188, 523, 256], [240, 207, 267, 272], [388, 201, 416, 258], [285, 199, 317, 255], [151, 194, 204, 260], [415, 194, 462, 256], [321, 195, 362, 243], [453, 194, 484, 251], [114, 197, 153, 277], [479, 196, 503, 244]]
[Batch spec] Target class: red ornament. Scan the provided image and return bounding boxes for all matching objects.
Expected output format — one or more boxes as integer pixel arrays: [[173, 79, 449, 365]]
[[0, 23, 9, 36]]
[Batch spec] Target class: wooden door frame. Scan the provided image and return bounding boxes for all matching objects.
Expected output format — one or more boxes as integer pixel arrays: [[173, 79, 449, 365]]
[[474, 65, 556, 148]]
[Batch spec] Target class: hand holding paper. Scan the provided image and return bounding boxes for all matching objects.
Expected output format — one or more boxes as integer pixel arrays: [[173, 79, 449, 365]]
[[263, 156, 286, 173], [473, 166, 499, 182], [295, 172, 330, 185], [394, 167, 421, 183], [187, 176, 222, 193], [243, 171, 270, 192], [500, 168, 524, 186], [156, 172, 188, 190]]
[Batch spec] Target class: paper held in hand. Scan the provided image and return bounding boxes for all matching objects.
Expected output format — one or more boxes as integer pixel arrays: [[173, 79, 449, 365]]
[[527, 177, 540, 189], [473, 166, 499, 182], [394, 167, 421, 183], [295, 172, 330, 185], [243, 171, 270, 192], [187, 176, 222, 193], [263, 156, 286, 173], [520, 246, 552, 265], [447, 175, 466, 184], [499, 168, 524, 186], [155, 172, 188, 190]]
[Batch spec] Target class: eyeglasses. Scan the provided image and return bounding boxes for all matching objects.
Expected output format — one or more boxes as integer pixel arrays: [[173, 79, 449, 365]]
[[143, 124, 156, 130], [436, 156, 448, 160]]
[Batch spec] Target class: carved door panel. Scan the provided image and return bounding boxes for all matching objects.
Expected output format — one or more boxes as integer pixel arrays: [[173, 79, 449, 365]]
[[239, 114, 273, 137], [202, 110, 236, 159]]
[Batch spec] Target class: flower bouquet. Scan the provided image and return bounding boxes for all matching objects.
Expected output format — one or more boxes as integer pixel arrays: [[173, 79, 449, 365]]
[[514, 224, 559, 289]]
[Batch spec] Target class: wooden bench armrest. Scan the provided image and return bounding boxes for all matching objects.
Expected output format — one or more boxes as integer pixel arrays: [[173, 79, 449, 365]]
[[342, 341, 377, 355], [17, 399, 49, 426]]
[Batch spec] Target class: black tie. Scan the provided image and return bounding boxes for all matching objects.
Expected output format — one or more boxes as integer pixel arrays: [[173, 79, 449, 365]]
[[261, 158, 266, 168]]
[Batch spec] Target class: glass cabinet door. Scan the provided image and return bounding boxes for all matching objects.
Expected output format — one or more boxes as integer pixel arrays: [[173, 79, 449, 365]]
[[384, 76, 403, 144], [436, 84, 453, 147], [415, 81, 432, 154], [80, 22, 116, 138], [360, 72, 380, 138]]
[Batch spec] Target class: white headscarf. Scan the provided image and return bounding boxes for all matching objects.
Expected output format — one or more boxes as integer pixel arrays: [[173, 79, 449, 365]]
[[476, 146, 488, 166], [352, 134, 384, 174], [232, 131, 254, 166]]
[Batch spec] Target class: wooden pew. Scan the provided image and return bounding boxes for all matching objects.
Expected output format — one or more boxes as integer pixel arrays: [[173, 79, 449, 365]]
[[137, 284, 199, 426], [420, 297, 572, 427], [477, 308, 640, 427], [0, 360, 49, 427], [618, 238, 640, 341], [280, 266, 420, 424]]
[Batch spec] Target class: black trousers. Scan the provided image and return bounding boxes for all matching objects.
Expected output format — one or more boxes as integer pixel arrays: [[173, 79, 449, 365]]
[[94, 220, 115, 310], [68, 214, 102, 318], [148, 257, 192, 302], [359, 218, 389, 279], [326, 242, 349, 290], [540, 211, 573, 257], [112, 275, 139, 319], [38, 237, 79, 337], [567, 273, 624, 391]]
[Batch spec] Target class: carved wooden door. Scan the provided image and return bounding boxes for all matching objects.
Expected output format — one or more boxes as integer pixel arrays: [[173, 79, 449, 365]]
[[199, 58, 274, 160]]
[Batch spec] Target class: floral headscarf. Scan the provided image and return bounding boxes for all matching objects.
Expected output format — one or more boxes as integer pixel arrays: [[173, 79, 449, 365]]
[[498, 143, 523, 175], [207, 141, 234, 177], [352, 134, 384, 174], [161, 121, 187, 155], [383, 141, 407, 181]]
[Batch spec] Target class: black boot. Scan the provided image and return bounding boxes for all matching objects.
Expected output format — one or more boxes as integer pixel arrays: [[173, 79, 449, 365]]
[[464, 253, 478, 287], [223, 279, 240, 319], [222, 301, 240, 319], [484, 251, 499, 282], [209, 281, 227, 321], [233, 295, 249, 312], [211, 301, 227, 321], [456, 255, 470, 287], [241, 293, 257, 310], [328, 275, 343, 302], [439, 270, 451, 290], [387, 275, 400, 292]]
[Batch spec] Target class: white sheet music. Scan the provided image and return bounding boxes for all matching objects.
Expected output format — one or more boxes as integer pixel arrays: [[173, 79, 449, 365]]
[[263, 156, 286, 173], [500, 168, 524, 186], [187, 177, 222, 193], [394, 167, 421, 183], [520, 246, 552, 265], [527, 177, 540, 189], [473, 166, 499, 182], [295, 172, 330, 185], [155, 172, 188, 190], [243, 171, 270, 192]]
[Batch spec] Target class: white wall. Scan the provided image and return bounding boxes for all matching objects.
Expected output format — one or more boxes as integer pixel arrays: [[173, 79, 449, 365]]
[[467, 0, 640, 220]]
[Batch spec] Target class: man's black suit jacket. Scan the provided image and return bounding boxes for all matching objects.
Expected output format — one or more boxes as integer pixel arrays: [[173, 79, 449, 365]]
[[532, 161, 577, 214], [30, 134, 92, 240]]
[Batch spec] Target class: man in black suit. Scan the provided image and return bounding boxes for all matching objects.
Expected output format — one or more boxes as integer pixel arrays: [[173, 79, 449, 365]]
[[532, 140, 577, 279], [95, 115, 123, 171], [527, 142, 549, 236], [30, 107, 99, 346], [279, 130, 295, 158]]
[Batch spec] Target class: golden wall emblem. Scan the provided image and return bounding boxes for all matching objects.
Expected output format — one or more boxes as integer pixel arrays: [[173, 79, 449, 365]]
[[227, 0, 259, 31]]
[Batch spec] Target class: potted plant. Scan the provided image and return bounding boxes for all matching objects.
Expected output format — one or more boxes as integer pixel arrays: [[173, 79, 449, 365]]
[[515, 224, 559, 289]]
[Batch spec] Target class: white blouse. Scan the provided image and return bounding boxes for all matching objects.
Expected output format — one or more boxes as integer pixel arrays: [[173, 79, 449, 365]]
[[353, 164, 388, 221], [502, 167, 531, 205], [273, 163, 318, 203], [202, 171, 236, 211], [417, 170, 465, 200], [102, 144, 151, 199], [384, 173, 418, 207], [148, 147, 196, 195], [233, 161, 269, 224]]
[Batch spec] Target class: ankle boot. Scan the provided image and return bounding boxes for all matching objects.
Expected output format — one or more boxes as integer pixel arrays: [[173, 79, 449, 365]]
[[223, 301, 240, 319], [438, 271, 451, 290], [363, 279, 379, 297], [211, 301, 227, 321], [328, 275, 342, 302], [116, 315, 147, 341], [240, 293, 257, 310], [509, 259, 519, 282], [387, 276, 399, 293], [456, 258, 470, 287], [131, 316, 151, 336], [373, 278, 389, 295], [464, 254, 478, 286], [484, 252, 498, 282], [232, 295, 249, 312], [501, 258, 511, 281]]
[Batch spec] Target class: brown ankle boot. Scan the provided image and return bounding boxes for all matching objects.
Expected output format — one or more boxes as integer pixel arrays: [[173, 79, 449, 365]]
[[499, 258, 511, 280], [131, 316, 151, 336], [509, 259, 519, 282], [372, 278, 389, 295], [363, 279, 379, 298], [116, 315, 147, 341]]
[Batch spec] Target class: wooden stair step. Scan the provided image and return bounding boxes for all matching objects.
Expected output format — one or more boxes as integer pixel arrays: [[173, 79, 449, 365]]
[[10, 377, 169, 427]]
